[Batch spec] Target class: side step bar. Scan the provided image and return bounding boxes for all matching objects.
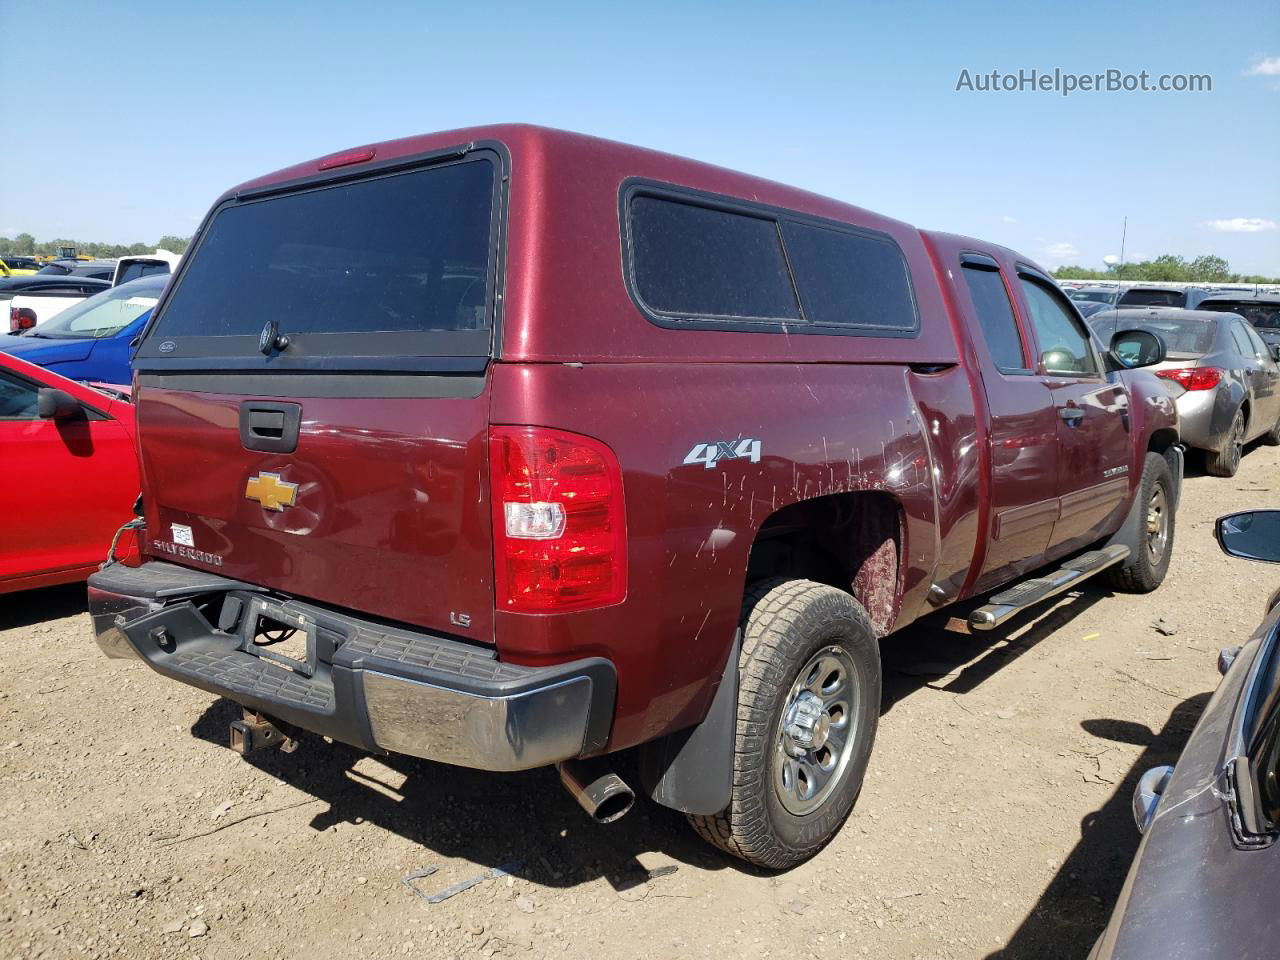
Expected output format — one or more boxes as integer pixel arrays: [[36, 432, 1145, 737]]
[[968, 544, 1130, 631]]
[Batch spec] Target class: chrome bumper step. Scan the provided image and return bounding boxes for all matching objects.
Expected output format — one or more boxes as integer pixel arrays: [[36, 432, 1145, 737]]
[[968, 544, 1131, 631]]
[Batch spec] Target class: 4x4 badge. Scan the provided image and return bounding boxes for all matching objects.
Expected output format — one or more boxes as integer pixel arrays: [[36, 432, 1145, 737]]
[[245, 471, 299, 511], [683, 438, 763, 470]]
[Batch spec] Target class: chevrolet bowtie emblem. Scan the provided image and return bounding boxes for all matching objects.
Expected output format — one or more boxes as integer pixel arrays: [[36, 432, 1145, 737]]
[[245, 471, 298, 511]]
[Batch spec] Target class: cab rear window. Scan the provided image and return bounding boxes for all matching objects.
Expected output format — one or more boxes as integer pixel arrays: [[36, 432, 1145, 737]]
[[139, 156, 497, 366]]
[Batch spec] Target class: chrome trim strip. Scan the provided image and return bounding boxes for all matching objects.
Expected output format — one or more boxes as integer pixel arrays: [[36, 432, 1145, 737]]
[[362, 671, 594, 772], [1223, 616, 1280, 844]]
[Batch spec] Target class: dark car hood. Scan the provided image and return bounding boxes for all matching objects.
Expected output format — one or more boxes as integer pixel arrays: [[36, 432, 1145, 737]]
[[1095, 613, 1280, 959], [0, 334, 95, 364], [0, 275, 109, 292]]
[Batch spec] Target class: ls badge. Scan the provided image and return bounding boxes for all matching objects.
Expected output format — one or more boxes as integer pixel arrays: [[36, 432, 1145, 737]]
[[245, 471, 299, 511]]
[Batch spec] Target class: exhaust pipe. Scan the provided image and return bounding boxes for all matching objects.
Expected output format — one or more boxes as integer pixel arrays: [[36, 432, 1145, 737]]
[[557, 759, 635, 824]]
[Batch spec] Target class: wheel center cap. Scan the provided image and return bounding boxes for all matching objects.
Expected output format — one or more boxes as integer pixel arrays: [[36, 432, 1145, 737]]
[[785, 691, 829, 752]]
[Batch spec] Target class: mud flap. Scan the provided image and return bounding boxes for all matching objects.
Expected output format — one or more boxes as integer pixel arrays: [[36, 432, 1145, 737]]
[[1166, 445, 1184, 509], [638, 631, 739, 816]]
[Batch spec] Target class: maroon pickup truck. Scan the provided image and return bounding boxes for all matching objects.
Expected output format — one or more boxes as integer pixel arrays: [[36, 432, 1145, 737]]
[[88, 125, 1181, 868]]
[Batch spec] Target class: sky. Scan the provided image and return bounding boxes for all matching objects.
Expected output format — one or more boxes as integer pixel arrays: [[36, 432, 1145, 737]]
[[1, 0, 1277, 274]]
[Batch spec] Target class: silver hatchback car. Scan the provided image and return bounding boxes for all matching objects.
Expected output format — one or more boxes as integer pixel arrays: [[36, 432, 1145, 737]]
[[1090, 307, 1280, 476]]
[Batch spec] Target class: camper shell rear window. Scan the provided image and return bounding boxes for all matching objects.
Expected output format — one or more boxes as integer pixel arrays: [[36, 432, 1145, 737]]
[[136, 151, 502, 372]]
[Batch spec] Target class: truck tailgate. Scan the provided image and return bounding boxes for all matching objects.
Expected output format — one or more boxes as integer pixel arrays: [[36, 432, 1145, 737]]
[[138, 383, 496, 641]]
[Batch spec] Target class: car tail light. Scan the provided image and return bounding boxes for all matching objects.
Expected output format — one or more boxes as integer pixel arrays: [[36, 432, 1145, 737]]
[[9, 306, 36, 332], [1155, 366, 1222, 391], [489, 425, 627, 612]]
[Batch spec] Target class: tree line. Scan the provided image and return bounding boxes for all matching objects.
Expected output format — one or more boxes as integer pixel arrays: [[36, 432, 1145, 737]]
[[1053, 254, 1278, 284], [0, 233, 191, 259]]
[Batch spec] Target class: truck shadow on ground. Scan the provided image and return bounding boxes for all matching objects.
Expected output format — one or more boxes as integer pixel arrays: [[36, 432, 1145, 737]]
[[190, 696, 728, 893], [882, 584, 1111, 709], [185, 581, 1116, 894], [0, 583, 87, 631], [986, 692, 1210, 960]]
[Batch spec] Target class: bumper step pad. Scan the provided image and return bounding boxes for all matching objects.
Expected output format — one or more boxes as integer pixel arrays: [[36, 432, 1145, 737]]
[[166, 648, 334, 712]]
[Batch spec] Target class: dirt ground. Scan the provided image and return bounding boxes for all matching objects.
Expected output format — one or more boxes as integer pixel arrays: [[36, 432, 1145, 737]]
[[3, 445, 1278, 960]]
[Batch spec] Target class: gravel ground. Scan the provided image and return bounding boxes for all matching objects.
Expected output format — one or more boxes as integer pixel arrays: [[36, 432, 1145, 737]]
[[3, 444, 1278, 960]]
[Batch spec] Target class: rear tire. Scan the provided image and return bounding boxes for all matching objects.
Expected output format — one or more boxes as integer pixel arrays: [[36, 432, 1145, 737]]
[[1205, 409, 1245, 478], [1259, 415, 1280, 447], [687, 578, 881, 869], [1106, 452, 1175, 593]]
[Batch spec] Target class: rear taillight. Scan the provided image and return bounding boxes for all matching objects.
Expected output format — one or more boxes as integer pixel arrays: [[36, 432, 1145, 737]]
[[489, 425, 627, 612], [1155, 366, 1222, 391], [9, 306, 35, 332]]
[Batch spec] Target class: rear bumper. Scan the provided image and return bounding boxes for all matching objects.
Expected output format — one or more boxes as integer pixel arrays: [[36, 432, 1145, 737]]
[[88, 561, 615, 772], [1173, 388, 1228, 451]]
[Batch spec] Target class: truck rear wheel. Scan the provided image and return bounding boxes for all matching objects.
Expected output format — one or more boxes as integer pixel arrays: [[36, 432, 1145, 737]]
[[687, 578, 881, 869], [1106, 452, 1175, 593]]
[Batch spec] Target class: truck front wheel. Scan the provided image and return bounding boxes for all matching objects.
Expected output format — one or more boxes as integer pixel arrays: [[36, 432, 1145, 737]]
[[1106, 451, 1175, 593], [687, 578, 881, 869]]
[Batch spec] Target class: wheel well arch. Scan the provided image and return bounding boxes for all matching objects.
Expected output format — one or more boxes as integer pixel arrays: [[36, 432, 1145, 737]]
[[1147, 426, 1178, 455], [743, 491, 904, 636]]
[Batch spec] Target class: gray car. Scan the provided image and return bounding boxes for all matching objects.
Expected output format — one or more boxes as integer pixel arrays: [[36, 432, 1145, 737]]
[[1089, 307, 1280, 476], [1089, 509, 1280, 959]]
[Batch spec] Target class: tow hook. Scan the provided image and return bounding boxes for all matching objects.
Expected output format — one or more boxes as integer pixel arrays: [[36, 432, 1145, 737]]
[[229, 709, 298, 756]]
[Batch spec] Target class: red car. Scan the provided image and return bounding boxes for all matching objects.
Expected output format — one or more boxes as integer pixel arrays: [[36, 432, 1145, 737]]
[[0, 354, 138, 593]]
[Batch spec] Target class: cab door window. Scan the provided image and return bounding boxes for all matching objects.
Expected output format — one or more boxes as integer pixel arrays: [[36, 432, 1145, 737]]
[[960, 261, 1029, 373], [1019, 278, 1101, 377], [1242, 323, 1271, 360]]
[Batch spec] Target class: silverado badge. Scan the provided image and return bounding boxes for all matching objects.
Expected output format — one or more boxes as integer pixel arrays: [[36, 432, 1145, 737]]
[[245, 471, 299, 511]]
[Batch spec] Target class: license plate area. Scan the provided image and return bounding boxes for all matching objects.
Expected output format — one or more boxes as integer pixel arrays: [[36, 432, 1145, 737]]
[[239, 598, 317, 677]]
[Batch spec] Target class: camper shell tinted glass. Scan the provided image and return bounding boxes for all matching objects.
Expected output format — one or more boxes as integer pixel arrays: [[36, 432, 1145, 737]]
[[136, 152, 501, 371], [622, 183, 919, 337], [779, 221, 917, 331], [628, 195, 800, 322]]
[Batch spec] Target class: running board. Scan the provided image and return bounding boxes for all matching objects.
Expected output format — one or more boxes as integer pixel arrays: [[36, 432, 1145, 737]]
[[968, 544, 1130, 631]]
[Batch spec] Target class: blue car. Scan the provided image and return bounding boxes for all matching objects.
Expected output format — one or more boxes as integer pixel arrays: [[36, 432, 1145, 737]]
[[1, 275, 165, 383]]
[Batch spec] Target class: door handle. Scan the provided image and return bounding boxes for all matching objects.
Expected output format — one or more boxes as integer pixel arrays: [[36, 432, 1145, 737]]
[[239, 401, 301, 453], [1058, 406, 1085, 425]]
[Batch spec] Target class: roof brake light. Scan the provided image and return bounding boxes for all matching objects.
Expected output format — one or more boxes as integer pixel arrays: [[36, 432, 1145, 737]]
[[318, 147, 376, 171]]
